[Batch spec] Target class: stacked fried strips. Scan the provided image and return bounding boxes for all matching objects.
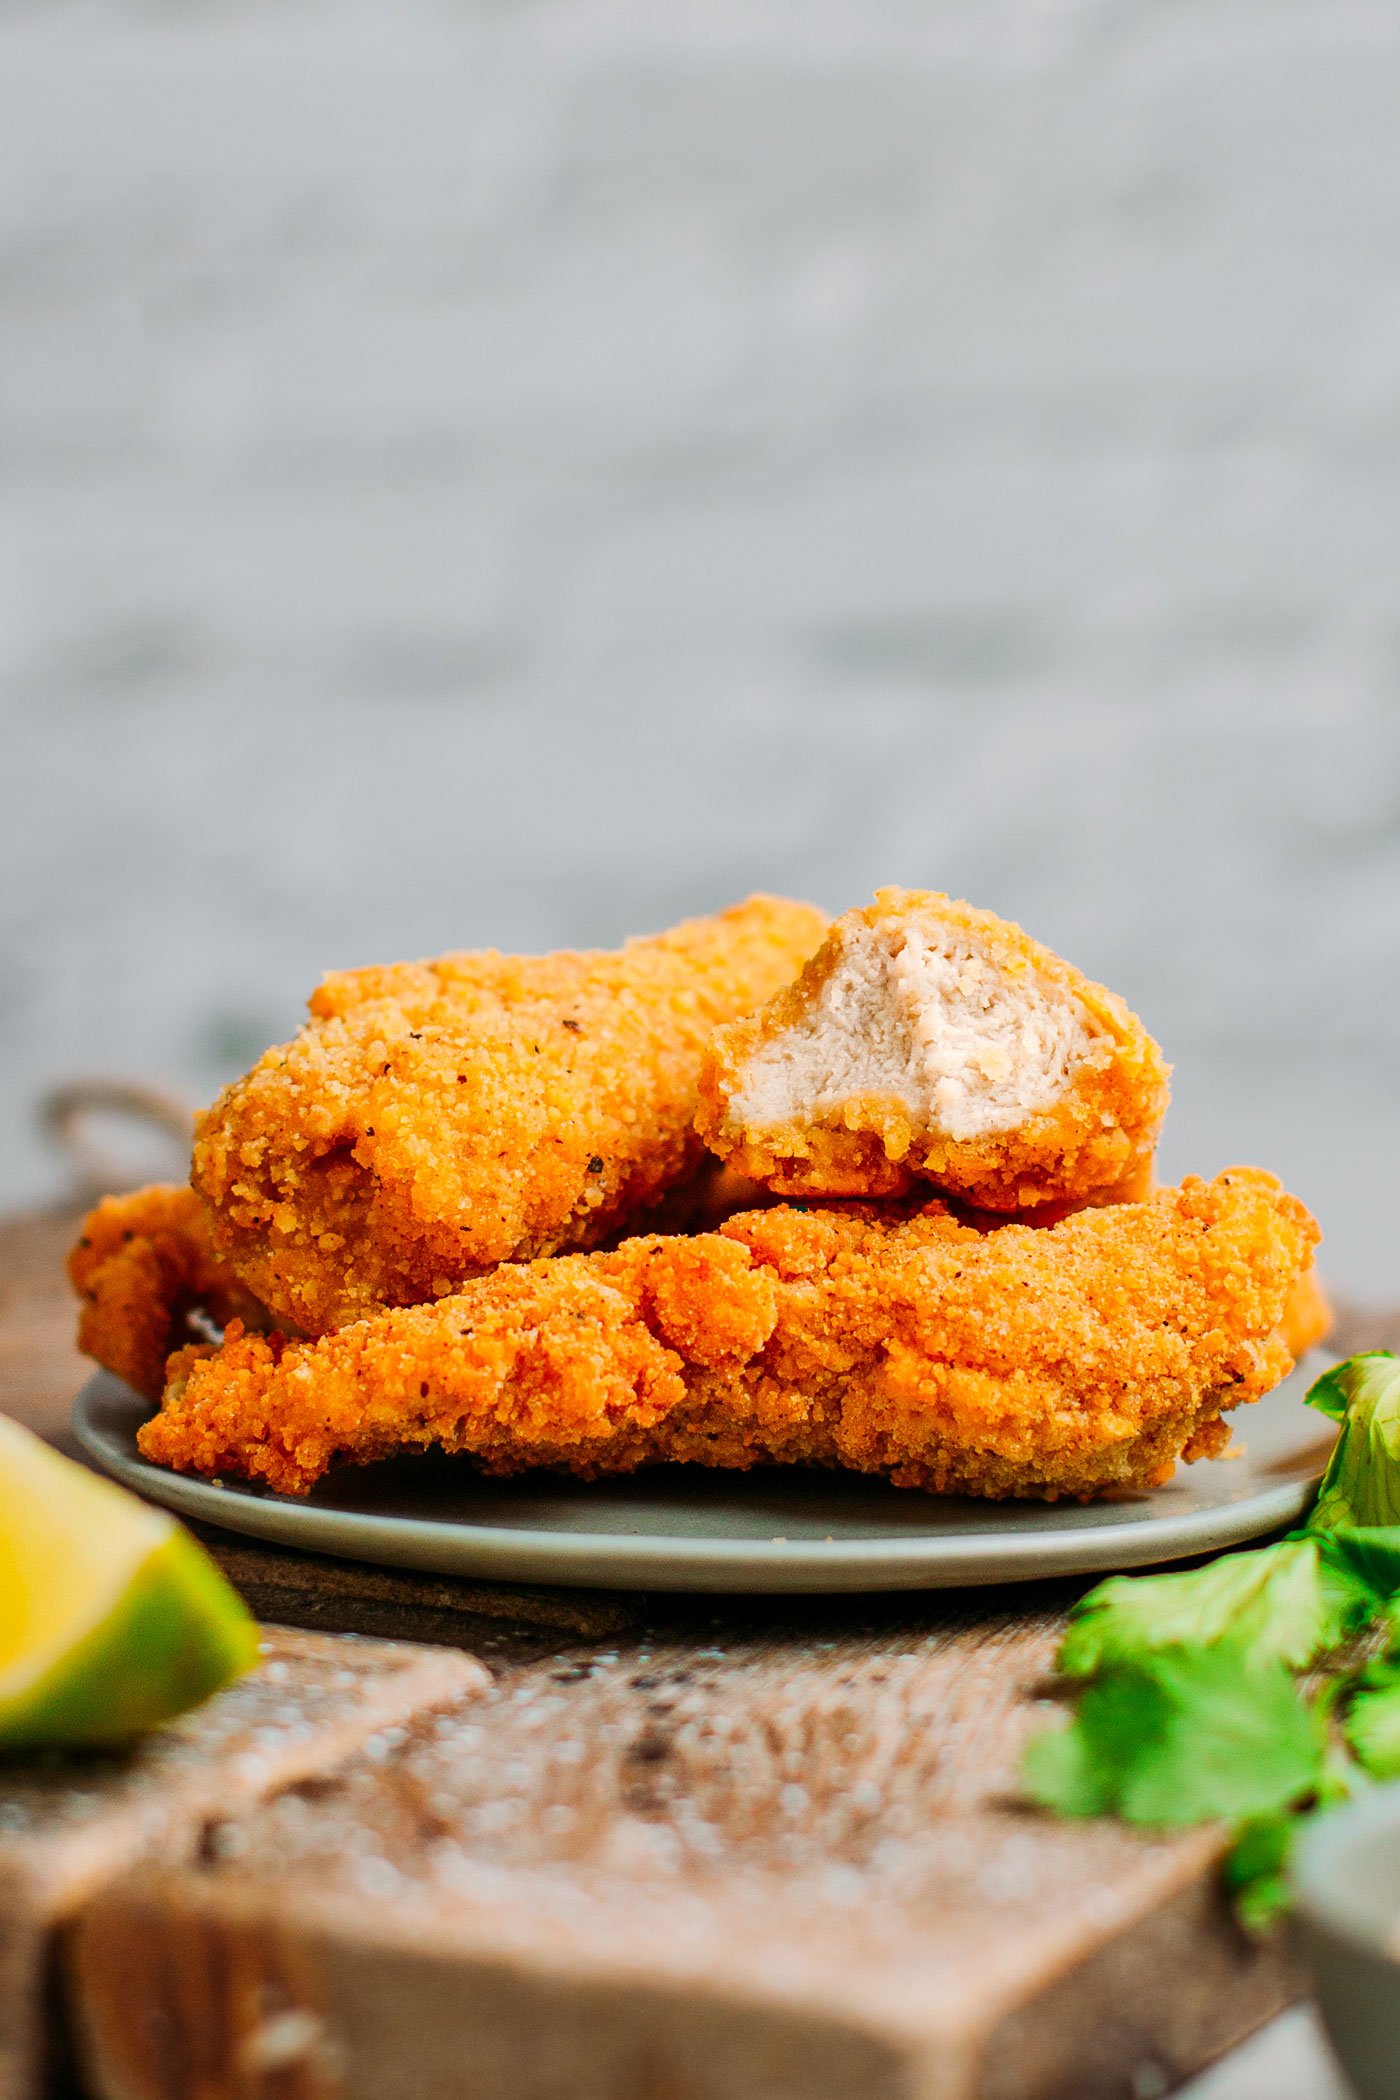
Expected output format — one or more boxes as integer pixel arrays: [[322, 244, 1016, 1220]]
[[72, 890, 1327, 1504]]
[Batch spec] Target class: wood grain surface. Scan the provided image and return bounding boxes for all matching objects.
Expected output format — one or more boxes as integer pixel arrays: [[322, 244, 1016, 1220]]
[[0, 1631, 485, 2100], [65, 1602, 1294, 2100], [3, 1205, 1392, 2099]]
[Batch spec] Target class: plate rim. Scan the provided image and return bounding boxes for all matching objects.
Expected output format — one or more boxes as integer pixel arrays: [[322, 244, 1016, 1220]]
[[71, 1363, 1334, 1594]]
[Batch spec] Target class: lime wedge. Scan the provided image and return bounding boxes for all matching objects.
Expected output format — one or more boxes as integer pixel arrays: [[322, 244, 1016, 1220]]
[[0, 1412, 259, 1750]]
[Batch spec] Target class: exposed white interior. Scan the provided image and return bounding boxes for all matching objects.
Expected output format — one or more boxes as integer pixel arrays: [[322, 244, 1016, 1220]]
[[729, 920, 1097, 1141]]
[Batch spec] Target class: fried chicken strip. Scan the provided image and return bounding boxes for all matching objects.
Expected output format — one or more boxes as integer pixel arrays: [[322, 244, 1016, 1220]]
[[68, 1185, 267, 1403], [696, 889, 1171, 1211], [139, 1170, 1317, 1503], [193, 896, 827, 1336]]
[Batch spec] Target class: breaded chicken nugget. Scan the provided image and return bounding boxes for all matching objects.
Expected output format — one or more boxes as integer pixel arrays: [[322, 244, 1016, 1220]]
[[696, 889, 1170, 1211], [139, 1170, 1316, 1503], [68, 1184, 267, 1403], [193, 896, 826, 1336]]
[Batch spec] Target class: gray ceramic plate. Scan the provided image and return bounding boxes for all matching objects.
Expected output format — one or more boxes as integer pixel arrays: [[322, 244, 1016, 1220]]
[[73, 1357, 1336, 1594]]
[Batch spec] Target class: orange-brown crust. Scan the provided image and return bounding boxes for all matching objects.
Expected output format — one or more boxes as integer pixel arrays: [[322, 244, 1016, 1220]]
[[68, 1185, 268, 1404], [139, 1170, 1317, 1503], [696, 890, 1171, 1212], [192, 896, 827, 1336], [1279, 1266, 1332, 1359], [952, 1157, 1159, 1233]]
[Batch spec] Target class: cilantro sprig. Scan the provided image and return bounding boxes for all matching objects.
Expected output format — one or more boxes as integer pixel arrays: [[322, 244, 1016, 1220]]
[[1024, 1645, 1329, 1827], [1022, 1352, 1400, 1926]]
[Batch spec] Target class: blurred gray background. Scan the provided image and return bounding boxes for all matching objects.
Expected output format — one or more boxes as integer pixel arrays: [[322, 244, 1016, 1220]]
[[2, 0, 1399, 1295]]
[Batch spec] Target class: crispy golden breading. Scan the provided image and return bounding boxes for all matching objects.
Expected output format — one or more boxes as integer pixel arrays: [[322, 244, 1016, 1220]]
[[193, 896, 826, 1336], [953, 1158, 1160, 1234], [139, 1170, 1317, 1503], [68, 1185, 267, 1404], [66, 1167, 771, 1414], [1279, 1266, 1332, 1358], [696, 889, 1171, 1211]]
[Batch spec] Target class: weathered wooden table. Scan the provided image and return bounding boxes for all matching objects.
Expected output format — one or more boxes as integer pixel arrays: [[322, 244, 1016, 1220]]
[[3, 1205, 1387, 2100]]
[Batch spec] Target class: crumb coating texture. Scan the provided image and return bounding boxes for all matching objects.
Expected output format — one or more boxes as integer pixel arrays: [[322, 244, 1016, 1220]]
[[192, 896, 827, 1335], [1279, 1266, 1332, 1359], [68, 1184, 265, 1403], [140, 1170, 1317, 1503], [696, 889, 1171, 1211]]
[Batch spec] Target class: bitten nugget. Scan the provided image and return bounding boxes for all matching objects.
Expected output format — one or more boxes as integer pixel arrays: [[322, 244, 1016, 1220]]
[[193, 896, 827, 1336], [696, 889, 1171, 1211], [140, 1170, 1317, 1503], [68, 1185, 266, 1403]]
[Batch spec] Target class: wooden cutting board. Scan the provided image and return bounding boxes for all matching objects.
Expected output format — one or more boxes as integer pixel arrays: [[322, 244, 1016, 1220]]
[[5, 1200, 1394, 2100], [0, 1627, 485, 2100], [63, 1600, 1292, 2100]]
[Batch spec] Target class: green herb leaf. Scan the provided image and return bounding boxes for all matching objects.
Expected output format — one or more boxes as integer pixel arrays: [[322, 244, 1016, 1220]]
[[1019, 1706, 1112, 1819], [1306, 1353, 1400, 1531], [1022, 1645, 1327, 1829], [1317, 1525, 1400, 1606], [1224, 1813, 1302, 1933], [1057, 1538, 1369, 1680], [1343, 1659, 1400, 1779], [1025, 1357, 1400, 1931]]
